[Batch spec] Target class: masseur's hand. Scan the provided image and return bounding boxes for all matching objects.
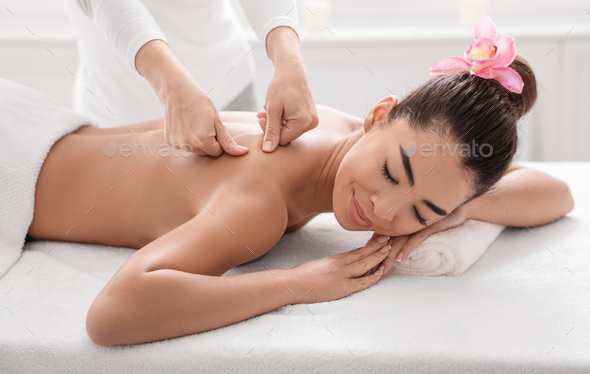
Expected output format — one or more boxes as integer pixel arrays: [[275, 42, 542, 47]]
[[288, 232, 390, 304], [136, 39, 248, 157], [261, 26, 319, 152], [162, 73, 249, 157], [364, 204, 470, 277], [260, 62, 318, 152]]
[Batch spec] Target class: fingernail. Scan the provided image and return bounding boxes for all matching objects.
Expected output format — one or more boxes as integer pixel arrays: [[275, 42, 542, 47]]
[[377, 235, 389, 243], [380, 244, 391, 253], [263, 140, 273, 151], [236, 145, 248, 151], [396, 251, 404, 261], [374, 265, 384, 276]]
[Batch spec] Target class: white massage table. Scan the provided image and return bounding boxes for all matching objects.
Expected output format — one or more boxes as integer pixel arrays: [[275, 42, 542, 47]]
[[1, 161, 589, 373]]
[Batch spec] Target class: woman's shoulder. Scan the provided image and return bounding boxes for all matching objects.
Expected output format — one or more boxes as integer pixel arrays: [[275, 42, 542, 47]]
[[220, 105, 362, 140], [315, 105, 364, 135]]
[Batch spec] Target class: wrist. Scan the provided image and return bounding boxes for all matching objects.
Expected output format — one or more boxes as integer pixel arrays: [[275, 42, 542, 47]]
[[266, 26, 302, 67], [276, 268, 304, 305], [463, 197, 480, 221], [135, 39, 192, 99]]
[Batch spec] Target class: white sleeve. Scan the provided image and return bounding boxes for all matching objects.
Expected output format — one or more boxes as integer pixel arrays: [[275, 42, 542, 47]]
[[73, 0, 168, 73], [238, 0, 300, 47]]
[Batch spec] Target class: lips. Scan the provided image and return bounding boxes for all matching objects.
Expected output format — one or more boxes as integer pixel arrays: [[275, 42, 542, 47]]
[[350, 190, 373, 228]]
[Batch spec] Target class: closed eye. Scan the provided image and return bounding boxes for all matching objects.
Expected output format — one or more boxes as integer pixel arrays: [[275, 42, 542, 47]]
[[413, 205, 427, 226], [382, 161, 398, 185]]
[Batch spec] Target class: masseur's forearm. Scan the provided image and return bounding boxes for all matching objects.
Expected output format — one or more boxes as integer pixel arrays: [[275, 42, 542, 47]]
[[465, 165, 574, 227], [266, 26, 303, 68], [88, 268, 297, 346], [135, 39, 193, 99]]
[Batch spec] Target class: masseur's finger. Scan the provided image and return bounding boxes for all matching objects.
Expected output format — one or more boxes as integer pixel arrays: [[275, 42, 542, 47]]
[[258, 111, 288, 144], [257, 112, 267, 134], [276, 112, 318, 146], [214, 120, 249, 157], [262, 105, 282, 152], [198, 135, 224, 157]]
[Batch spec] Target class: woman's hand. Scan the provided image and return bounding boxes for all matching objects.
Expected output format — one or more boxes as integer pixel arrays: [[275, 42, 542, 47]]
[[288, 232, 391, 304], [135, 39, 248, 158], [364, 204, 470, 276]]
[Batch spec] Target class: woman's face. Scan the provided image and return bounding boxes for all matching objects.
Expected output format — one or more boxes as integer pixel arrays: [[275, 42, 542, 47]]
[[333, 97, 473, 236]]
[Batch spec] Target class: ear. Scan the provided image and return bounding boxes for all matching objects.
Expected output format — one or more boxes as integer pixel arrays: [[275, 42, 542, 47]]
[[363, 95, 399, 133]]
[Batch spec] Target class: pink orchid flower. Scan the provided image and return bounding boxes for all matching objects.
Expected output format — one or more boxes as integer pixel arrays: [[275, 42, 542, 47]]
[[429, 15, 523, 94]]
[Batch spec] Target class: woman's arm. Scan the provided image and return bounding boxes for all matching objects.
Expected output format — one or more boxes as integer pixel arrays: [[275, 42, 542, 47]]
[[464, 164, 575, 226], [86, 186, 291, 346], [86, 183, 390, 346], [88, 261, 295, 346]]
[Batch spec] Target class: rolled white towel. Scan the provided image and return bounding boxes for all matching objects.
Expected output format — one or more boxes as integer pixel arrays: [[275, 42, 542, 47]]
[[389, 219, 506, 277]]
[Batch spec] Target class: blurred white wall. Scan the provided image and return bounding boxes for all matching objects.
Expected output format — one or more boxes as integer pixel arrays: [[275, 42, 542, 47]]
[[1, 0, 589, 161]]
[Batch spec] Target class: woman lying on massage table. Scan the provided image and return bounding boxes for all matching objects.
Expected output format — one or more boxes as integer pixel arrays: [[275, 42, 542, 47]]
[[28, 45, 573, 345]]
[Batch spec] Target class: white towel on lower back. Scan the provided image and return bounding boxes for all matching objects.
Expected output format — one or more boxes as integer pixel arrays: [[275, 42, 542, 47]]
[[0, 78, 96, 278], [390, 219, 506, 277]]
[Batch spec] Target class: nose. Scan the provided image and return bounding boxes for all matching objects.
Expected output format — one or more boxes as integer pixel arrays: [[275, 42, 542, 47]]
[[369, 192, 396, 221]]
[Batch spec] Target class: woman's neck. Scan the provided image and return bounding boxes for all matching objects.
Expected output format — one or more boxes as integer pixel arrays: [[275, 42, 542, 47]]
[[288, 126, 365, 219]]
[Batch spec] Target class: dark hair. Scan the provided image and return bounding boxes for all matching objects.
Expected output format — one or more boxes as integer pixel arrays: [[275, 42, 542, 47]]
[[384, 54, 537, 203]]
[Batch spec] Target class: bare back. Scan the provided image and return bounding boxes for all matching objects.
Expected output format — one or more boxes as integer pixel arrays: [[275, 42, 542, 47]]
[[28, 107, 361, 252]]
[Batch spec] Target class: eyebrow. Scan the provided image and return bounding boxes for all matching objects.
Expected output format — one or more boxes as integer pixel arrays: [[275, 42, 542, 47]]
[[422, 199, 448, 216], [398, 144, 447, 217], [399, 145, 414, 187]]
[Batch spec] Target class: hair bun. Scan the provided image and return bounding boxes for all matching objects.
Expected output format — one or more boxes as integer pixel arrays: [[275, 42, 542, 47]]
[[504, 55, 537, 119]]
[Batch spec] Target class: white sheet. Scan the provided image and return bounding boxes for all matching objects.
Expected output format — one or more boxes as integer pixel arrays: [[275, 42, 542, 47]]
[[1, 161, 588, 373]]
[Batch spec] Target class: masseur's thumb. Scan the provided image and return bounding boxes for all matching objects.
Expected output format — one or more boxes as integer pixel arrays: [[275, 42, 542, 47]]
[[215, 120, 249, 157], [262, 106, 282, 152]]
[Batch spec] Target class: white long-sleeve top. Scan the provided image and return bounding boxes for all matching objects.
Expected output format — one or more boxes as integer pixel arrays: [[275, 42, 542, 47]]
[[63, 0, 299, 128]]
